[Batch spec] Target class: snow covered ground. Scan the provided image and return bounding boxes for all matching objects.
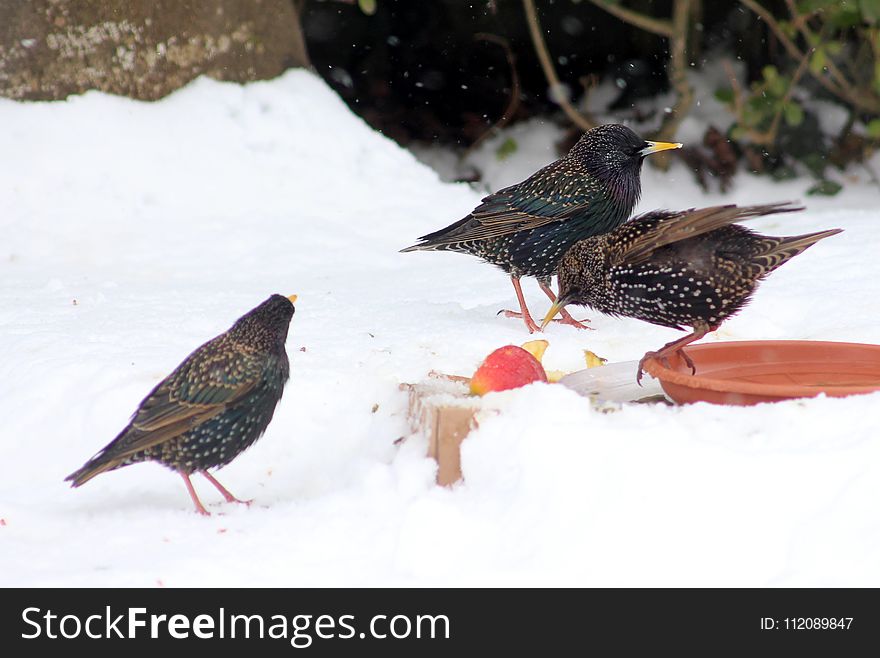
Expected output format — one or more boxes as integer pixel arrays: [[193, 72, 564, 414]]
[[1, 70, 879, 587]]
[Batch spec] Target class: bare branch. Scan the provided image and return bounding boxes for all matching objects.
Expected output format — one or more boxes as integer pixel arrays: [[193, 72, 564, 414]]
[[522, 0, 595, 131], [587, 0, 674, 37], [722, 49, 811, 147], [653, 0, 694, 167], [466, 33, 522, 153], [765, 45, 813, 145], [782, 0, 859, 102]]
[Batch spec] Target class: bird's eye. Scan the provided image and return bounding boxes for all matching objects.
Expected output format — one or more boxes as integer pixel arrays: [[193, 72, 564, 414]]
[[562, 288, 581, 303]]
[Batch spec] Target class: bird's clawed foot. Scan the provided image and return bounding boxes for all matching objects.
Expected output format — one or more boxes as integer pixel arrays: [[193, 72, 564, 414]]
[[500, 308, 591, 332], [499, 309, 541, 334], [636, 353, 656, 386], [201, 472, 253, 507], [636, 348, 695, 385], [680, 349, 696, 375]]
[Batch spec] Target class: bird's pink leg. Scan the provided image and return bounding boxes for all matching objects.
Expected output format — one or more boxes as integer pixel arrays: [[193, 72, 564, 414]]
[[500, 275, 541, 333], [201, 471, 252, 506], [637, 325, 713, 385], [538, 282, 592, 330], [180, 472, 210, 516]]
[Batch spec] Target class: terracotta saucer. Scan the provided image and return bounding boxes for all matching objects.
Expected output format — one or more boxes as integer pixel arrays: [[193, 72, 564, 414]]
[[641, 340, 880, 406]]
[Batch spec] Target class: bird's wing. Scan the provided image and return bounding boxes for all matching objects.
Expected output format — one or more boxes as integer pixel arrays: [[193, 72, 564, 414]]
[[109, 344, 267, 457], [612, 203, 802, 266], [428, 162, 599, 244]]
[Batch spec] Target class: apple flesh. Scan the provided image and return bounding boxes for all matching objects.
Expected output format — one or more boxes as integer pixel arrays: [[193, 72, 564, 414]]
[[469, 344, 549, 395]]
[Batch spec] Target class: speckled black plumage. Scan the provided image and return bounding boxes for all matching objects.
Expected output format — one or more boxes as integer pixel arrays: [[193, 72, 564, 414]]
[[65, 294, 295, 513], [402, 124, 680, 332], [546, 203, 842, 379]]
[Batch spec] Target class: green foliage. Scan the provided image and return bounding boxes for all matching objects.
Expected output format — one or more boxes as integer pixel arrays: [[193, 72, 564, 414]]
[[712, 0, 880, 194], [770, 164, 799, 181], [783, 102, 804, 127], [801, 153, 828, 178], [860, 0, 880, 24], [495, 137, 518, 161], [807, 180, 844, 196], [358, 0, 377, 16], [716, 65, 803, 140], [714, 88, 734, 104]]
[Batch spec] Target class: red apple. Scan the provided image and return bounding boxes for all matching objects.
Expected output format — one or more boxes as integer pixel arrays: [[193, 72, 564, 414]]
[[469, 343, 549, 395]]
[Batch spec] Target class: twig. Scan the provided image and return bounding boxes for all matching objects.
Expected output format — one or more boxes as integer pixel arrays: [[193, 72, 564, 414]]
[[522, 0, 595, 131], [587, 0, 673, 37], [465, 33, 522, 154], [765, 46, 812, 145], [722, 49, 811, 147], [723, 60, 747, 124], [653, 0, 694, 167], [782, 0, 851, 93]]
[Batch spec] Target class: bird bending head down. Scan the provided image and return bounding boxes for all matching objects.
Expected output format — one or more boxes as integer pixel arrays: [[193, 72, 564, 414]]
[[540, 202, 842, 382]]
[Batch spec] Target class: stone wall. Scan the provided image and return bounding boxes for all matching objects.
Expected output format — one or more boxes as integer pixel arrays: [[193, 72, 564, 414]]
[[0, 0, 310, 100]]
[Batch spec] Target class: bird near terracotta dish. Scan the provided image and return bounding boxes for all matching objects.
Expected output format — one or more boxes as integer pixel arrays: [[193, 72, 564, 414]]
[[541, 203, 842, 383]]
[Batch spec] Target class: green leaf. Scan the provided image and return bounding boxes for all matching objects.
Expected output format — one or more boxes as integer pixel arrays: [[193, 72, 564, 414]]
[[762, 65, 779, 85], [861, 0, 880, 23], [358, 0, 377, 15], [743, 103, 764, 128], [496, 137, 518, 161], [771, 164, 798, 181], [825, 41, 843, 56], [829, 5, 863, 28], [769, 75, 788, 97], [730, 125, 746, 141], [779, 20, 798, 39], [810, 47, 827, 75], [807, 180, 843, 196], [797, 0, 837, 11], [714, 87, 734, 104], [802, 153, 827, 177], [783, 102, 805, 127], [867, 118, 880, 138]]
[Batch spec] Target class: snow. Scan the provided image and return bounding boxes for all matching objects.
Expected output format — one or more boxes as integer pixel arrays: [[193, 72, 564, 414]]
[[1, 70, 879, 587]]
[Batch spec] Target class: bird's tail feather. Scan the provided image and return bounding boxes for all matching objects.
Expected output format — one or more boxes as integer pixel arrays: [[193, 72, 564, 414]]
[[65, 452, 120, 488], [400, 214, 479, 253], [400, 241, 459, 253], [400, 242, 432, 253], [756, 228, 843, 274]]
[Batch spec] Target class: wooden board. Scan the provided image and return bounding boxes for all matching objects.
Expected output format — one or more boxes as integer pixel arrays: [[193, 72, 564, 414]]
[[400, 372, 480, 486]]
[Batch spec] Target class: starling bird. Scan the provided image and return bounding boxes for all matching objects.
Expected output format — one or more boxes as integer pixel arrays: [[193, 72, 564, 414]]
[[401, 124, 682, 333], [65, 294, 297, 515], [540, 203, 842, 382]]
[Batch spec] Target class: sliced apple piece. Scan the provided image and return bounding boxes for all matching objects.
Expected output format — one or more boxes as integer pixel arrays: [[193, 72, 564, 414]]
[[584, 350, 608, 368], [469, 345, 548, 395]]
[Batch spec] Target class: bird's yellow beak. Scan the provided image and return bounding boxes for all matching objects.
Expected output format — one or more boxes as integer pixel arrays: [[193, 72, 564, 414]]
[[540, 300, 566, 330], [640, 140, 683, 156], [287, 294, 298, 303]]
